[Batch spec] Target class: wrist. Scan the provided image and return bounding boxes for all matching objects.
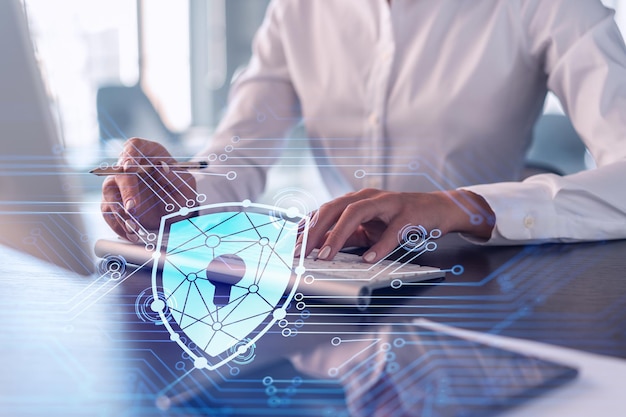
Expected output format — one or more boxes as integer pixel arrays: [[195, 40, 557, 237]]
[[436, 189, 495, 239]]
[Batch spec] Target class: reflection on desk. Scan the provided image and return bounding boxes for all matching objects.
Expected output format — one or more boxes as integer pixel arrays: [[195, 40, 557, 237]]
[[1, 234, 626, 416]]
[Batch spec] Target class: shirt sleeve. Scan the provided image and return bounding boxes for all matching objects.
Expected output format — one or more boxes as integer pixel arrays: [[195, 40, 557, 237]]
[[462, 0, 626, 245], [192, 0, 300, 204]]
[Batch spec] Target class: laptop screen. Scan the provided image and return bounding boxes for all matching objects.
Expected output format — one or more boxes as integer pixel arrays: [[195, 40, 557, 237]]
[[0, 0, 93, 275]]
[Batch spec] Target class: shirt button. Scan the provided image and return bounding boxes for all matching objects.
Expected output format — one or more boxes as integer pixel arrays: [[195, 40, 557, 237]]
[[523, 215, 535, 229], [368, 113, 380, 127]]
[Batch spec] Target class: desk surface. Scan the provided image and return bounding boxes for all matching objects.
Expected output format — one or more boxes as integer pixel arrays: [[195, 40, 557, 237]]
[[1, 234, 625, 416]]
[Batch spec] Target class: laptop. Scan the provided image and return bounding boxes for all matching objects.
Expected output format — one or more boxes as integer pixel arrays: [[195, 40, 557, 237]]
[[0, 0, 94, 275]]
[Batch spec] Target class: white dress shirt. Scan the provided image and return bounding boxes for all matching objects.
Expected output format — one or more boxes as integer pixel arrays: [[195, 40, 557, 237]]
[[193, 0, 626, 245]]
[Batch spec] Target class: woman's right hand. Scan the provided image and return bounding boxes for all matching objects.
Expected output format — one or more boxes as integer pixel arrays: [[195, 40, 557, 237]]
[[100, 138, 198, 242]]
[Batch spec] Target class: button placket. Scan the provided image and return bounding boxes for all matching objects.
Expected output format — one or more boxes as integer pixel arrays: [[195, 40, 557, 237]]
[[364, 4, 395, 190]]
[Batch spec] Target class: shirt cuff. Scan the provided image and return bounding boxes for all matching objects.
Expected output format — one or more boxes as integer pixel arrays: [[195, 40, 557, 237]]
[[459, 179, 561, 246]]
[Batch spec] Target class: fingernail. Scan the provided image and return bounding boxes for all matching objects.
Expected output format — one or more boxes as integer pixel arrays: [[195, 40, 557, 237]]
[[126, 233, 139, 243], [317, 245, 331, 260], [363, 251, 377, 263], [294, 243, 302, 257], [160, 161, 170, 174], [125, 198, 135, 212], [124, 219, 137, 233]]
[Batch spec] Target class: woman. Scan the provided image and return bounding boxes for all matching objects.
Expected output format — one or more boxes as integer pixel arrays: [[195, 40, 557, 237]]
[[102, 0, 626, 262]]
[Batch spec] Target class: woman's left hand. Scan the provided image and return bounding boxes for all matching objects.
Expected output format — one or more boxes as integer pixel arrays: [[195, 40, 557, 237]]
[[298, 188, 494, 263]]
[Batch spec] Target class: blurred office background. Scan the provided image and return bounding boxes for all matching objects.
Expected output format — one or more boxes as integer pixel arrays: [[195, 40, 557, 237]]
[[21, 0, 626, 190], [24, 0, 271, 160]]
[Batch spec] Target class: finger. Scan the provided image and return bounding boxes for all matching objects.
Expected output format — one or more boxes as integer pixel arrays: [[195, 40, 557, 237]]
[[342, 225, 377, 248], [316, 199, 381, 260], [101, 201, 140, 242], [101, 201, 126, 238], [304, 200, 350, 256], [101, 176, 145, 241], [131, 172, 179, 229], [120, 137, 175, 168], [101, 176, 128, 234], [122, 138, 196, 209], [117, 137, 173, 184], [361, 220, 406, 263], [306, 189, 384, 258], [116, 139, 181, 228], [114, 139, 157, 217], [295, 210, 318, 256], [116, 169, 157, 222], [130, 163, 198, 223], [158, 162, 198, 210]]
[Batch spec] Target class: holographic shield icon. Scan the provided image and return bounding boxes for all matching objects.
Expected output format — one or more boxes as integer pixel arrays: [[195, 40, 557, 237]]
[[151, 201, 309, 370]]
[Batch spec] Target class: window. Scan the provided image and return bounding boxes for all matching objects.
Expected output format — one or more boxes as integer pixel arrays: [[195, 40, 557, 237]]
[[23, 0, 266, 165], [25, 0, 139, 157], [140, 0, 191, 133], [23, 0, 626, 162]]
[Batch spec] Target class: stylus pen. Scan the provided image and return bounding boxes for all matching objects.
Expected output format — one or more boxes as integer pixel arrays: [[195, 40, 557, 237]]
[[89, 160, 208, 176]]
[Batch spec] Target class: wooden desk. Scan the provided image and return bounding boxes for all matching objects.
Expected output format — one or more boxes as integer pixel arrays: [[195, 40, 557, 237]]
[[1, 235, 625, 416]]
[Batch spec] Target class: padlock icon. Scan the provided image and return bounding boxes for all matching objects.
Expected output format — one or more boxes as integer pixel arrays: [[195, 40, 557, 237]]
[[151, 201, 309, 370]]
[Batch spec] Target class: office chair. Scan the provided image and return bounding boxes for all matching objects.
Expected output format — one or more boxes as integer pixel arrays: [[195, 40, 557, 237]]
[[96, 83, 180, 146], [523, 113, 588, 177]]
